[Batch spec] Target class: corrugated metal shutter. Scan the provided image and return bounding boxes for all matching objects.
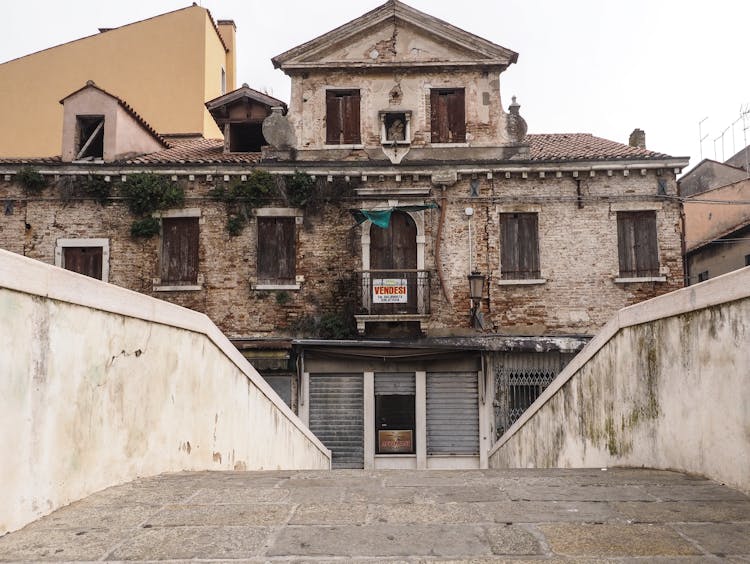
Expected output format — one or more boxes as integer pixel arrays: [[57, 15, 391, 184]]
[[426, 372, 479, 455], [375, 373, 415, 395], [309, 374, 364, 469], [263, 375, 293, 409]]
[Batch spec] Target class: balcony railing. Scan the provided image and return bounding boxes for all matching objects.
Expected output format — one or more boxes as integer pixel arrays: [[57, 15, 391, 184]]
[[357, 270, 431, 315]]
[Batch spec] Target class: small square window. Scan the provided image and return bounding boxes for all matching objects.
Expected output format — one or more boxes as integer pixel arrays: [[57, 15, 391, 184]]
[[697, 271, 709, 283], [75, 115, 104, 160], [55, 238, 109, 282], [745, 254, 750, 267]]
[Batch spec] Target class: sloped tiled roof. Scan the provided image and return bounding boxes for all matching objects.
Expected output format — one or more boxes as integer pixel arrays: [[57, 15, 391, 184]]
[[524, 133, 671, 162], [126, 138, 262, 164]]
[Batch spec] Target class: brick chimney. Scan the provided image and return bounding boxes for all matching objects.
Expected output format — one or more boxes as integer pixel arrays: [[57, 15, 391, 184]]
[[629, 128, 646, 149]]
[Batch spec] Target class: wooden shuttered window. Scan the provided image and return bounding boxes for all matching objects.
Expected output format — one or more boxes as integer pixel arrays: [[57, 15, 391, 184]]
[[257, 216, 296, 283], [617, 211, 659, 278], [326, 90, 361, 145], [160, 217, 199, 285], [500, 213, 540, 279], [430, 88, 466, 143], [63, 247, 103, 280]]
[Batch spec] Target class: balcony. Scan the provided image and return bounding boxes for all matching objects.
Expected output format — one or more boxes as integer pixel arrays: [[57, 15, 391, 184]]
[[355, 270, 431, 334]]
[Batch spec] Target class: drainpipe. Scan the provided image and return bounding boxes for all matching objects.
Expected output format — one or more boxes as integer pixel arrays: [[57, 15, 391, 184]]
[[435, 185, 451, 303]]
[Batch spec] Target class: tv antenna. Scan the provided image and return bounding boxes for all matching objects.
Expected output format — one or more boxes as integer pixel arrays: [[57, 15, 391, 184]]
[[698, 117, 708, 160]]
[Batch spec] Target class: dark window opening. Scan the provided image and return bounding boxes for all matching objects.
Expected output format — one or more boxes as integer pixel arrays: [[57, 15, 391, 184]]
[[430, 88, 465, 143], [326, 90, 360, 145], [617, 211, 659, 278], [160, 217, 199, 285], [257, 216, 296, 284], [500, 213, 540, 279], [63, 246, 103, 280], [229, 123, 265, 152], [76, 115, 104, 159], [745, 254, 750, 267], [376, 395, 415, 454], [697, 270, 709, 283]]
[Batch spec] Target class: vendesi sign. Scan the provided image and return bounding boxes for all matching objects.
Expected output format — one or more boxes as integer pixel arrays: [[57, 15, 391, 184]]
[[373, 278, 407, 303]]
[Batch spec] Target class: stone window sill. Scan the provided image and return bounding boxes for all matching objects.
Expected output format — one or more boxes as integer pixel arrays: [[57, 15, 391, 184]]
[[429, 142, 469, 148], [615, 276, 667, 284], [255, 283, 301, 291], [497, 278, 546, 286], [323, 144, 364, 150], [153, 284, 202, 292]]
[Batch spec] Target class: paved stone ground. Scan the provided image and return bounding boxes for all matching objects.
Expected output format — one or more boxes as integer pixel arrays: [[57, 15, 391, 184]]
[[1, 469, 750, 562]]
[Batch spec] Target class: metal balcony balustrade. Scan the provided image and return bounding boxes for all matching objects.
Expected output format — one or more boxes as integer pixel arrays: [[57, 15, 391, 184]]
[[357, 270, 431, 315]]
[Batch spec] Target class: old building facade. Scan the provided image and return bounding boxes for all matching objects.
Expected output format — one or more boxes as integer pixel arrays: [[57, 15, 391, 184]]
[[0, 1, 688, 469]]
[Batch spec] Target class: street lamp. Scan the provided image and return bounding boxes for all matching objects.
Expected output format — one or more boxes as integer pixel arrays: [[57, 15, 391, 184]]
[[468, 271, 486, 328]]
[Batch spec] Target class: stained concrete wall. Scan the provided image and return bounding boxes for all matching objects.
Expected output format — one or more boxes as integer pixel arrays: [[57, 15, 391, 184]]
[[488, 266, 750, 494], [0, 249, 330, 535]]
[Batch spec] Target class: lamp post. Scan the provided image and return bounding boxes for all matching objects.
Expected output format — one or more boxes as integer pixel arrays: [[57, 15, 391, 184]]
[[468, 271, 486, 328]]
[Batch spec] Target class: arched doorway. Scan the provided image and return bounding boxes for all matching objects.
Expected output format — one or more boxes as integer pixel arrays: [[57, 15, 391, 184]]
[[369, 211, 418, 314]]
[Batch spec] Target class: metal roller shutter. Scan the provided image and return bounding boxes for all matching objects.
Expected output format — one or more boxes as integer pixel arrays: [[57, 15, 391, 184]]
[[375, 373, 415, 395], [308, 374, 364, 469], [426, 372, 479, 455]]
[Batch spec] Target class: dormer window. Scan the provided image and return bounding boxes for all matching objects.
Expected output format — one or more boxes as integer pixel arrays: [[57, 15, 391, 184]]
[[75, 115, 104, 160], [380, 111, 411, 145]]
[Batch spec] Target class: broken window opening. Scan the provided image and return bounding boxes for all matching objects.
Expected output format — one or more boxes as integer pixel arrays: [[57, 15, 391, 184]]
[[229, 123, 265, 152], [76, 115, 105, 160]]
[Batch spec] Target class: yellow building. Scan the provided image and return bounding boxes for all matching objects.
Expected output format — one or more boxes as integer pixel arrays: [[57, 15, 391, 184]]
[[0, 5, 235, 158]]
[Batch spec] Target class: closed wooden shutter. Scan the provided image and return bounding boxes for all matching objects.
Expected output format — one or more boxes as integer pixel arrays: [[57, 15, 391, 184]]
[[431, 89, 465, 143], [160, 217, 199, 284], [257, 217, 295, 283], [309, 374, 364, 469], [618, 211, 658, 277], [63, 246, 103, 280], [326, 90, 360, 144], [500, 213, 539, 279], [426, 372, 479, 455]]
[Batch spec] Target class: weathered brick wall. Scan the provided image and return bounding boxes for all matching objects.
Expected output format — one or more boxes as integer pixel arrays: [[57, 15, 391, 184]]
[[0, 169, 682, 339]]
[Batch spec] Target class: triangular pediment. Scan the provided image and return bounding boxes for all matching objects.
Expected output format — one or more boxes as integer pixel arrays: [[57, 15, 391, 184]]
[[272, 0, 517, 70]]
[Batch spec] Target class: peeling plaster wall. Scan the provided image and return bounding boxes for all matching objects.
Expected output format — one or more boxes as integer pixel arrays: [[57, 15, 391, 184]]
[[488, 267, 750, 494], [0, 249, 330, 535]]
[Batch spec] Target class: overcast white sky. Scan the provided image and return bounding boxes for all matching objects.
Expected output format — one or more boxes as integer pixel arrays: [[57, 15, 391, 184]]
[[3, 0, 749, 171]]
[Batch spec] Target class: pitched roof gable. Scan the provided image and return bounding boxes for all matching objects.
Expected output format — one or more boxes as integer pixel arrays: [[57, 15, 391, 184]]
[[60, 81, 169, 148], [272, 0, 517, 70], [205, 84, 287, 112]]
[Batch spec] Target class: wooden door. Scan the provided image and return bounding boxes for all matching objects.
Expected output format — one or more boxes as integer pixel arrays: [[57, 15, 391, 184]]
[[370, 211, 417, 314]]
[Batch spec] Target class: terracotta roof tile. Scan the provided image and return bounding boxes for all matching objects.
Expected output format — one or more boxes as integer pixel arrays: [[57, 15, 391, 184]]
[[524, 133, 671, 162], [126, 138, 262, 164]]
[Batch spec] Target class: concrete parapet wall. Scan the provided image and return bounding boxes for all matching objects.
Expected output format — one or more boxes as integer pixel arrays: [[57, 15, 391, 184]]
[[0, 249, 330, 535], [489, 266, 750, 494]]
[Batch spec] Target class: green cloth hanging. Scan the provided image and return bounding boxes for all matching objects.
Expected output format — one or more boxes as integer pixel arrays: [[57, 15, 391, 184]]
[[350, 203, 438, 228]]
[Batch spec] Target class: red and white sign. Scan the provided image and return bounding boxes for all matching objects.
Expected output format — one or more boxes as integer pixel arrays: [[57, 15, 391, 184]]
[[373, 278, 407, 303]]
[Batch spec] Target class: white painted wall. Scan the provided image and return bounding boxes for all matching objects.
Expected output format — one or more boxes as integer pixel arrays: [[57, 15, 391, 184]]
[[489, 267, 750, 494], [0, 249, 330, 535]]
